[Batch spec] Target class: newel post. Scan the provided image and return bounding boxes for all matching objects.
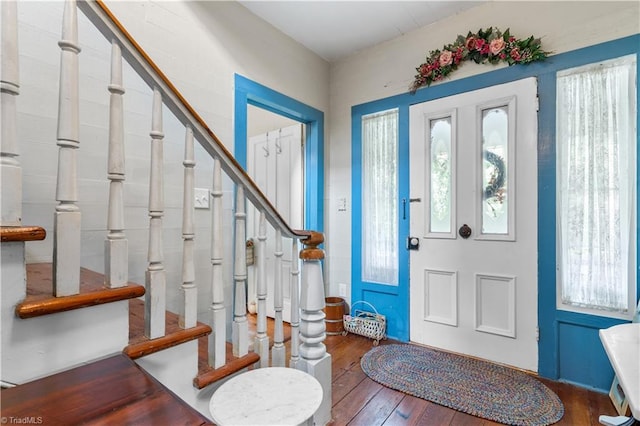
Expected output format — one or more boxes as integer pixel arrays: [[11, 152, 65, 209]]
[[298, 231, 331, 426]]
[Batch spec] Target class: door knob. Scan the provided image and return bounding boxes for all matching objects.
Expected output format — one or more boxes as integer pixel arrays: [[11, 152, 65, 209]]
[[458, 224, 472, 239]]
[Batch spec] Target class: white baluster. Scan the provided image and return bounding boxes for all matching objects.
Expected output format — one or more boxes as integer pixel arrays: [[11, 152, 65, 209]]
[[255, 212, 269, 367], [145, 88, 166, 339], [298, 232, 332, 426], [271, 229, 285, 367], [210, 158, 225, 368], [1, 0, 21, 226], [289, 239, 301, 368], [105, 41, 127, 288], [180, 125, 196, 329], [232, 185, 248, 357], [53, 0, 81, 296]]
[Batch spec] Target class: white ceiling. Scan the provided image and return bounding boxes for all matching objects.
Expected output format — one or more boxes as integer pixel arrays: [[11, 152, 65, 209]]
[[238, 1, 484, 62]]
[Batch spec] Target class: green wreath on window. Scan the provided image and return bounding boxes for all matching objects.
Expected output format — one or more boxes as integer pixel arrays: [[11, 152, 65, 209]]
[[483, 150, 506, 201]]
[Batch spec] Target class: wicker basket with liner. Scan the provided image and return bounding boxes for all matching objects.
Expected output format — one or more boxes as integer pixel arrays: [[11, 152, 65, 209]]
[[342, 300, 386, 345]]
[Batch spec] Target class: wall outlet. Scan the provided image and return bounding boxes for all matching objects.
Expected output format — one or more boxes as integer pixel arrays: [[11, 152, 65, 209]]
[[338, 283, 347, 297], [194, 188, 210, 209]]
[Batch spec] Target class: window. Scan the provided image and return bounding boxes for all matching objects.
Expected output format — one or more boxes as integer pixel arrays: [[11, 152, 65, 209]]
[[428, 115, 454, 235], [481, 105, 510, 236], [361, 109, 398, 285], [556, 55, 637, 318]]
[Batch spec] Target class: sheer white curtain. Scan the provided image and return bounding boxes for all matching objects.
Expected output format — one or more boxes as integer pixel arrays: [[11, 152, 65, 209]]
[[557, 55, 637, 313], [362, 109, 398, 285]]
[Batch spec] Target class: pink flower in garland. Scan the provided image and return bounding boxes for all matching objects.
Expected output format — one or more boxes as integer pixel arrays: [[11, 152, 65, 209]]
[[439, 50, 453, 66], [510, 48, 522, 61], [489, 38, 505, 55], [465, 36, 476, 51], [453, 47, 464, 64]]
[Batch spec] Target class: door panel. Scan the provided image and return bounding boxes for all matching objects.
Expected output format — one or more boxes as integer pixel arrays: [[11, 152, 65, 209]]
[[409, 78, 538, 371], [351, 107, 410, 341], [247, 124, 304, 322]]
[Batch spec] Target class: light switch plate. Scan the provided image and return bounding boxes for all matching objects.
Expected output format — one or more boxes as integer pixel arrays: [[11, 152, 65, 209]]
[[338, 283, 347, 297], [194, 188, 210, 209]]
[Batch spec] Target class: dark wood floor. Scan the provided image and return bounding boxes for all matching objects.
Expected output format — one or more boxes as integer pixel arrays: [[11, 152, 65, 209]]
[[0, 353, 212, 425], [325, 332, 619, 426], [1, 310, 619, 426]]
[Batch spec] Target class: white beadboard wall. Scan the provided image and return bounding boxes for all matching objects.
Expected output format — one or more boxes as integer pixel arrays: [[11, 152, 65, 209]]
[[16, 0, 329, 326], [326, 1, 640, 302]]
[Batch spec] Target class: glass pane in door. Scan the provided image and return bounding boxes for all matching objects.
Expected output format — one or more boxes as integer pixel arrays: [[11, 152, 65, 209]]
[[481, 106, 509, 235], [429, 117, 453, 234]]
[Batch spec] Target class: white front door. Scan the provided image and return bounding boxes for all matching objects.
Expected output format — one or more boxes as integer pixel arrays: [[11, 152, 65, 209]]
[[409, 78, 538, 371], [247, 123, 304, 322]]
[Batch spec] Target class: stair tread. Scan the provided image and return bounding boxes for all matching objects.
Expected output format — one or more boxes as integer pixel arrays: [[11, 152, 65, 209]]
[[0, 226, 46, 242], [193, 314, 293, 389], [0, 353, 212, 425], [126, 298, 212, 359], [194, 347, 260, 389], [16, 263, 145, 318]]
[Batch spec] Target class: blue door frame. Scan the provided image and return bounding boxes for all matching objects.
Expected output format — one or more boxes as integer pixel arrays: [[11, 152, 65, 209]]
[[351, 35, 639, 389], [234, 74, 324, 233]]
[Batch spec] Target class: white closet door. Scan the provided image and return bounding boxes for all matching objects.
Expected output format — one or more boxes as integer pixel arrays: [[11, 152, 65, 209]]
[[247, 124, 304, 322]]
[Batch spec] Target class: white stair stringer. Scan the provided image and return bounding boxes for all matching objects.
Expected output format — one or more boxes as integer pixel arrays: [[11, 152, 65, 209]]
[[1, 244, 129, 385], [133, 340, 227, 421]]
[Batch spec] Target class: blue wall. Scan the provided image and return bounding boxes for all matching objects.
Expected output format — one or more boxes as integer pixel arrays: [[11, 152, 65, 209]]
[[536, 36, 639, 391]]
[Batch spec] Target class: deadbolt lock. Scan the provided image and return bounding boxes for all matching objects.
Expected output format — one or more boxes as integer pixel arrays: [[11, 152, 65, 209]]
[[407, 236, 420, 250]]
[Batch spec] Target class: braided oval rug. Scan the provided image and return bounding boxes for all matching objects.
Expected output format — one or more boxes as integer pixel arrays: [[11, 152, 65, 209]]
[[361, 344, 564, 425]]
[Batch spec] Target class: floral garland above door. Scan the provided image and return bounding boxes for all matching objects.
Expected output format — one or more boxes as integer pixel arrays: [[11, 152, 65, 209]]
[[409, 27, 550, 93]]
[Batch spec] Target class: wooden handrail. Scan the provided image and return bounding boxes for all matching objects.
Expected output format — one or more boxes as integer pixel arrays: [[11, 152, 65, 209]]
[[76, 0, 313, 241]]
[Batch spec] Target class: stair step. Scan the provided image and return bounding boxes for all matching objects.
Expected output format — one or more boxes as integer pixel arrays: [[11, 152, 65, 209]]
[[126, 299, 212, 359], [0, 353, 213, 425], [0, 226, 46, 242], [193, 315, 293, 389], [193, 348, 260, 389], [16, 263, 145, 319]]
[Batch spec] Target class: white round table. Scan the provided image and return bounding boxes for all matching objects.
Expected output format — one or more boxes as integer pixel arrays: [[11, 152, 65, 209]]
[[209, 367, 323, 426]]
